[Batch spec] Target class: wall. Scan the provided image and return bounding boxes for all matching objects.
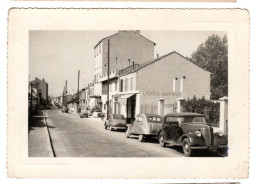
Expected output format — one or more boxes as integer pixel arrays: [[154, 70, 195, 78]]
[[101, 31, 155, 75], [119, 73, 136, 92], [94, 42, 103, 96], [136, 52, 211, 108]]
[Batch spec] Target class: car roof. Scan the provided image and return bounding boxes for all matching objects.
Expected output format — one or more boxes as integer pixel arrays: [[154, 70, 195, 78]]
[[164, 112, 204, 117]]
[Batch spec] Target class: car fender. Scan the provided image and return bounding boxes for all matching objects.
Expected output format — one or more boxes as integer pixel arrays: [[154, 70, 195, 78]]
[[179, 133, 205, 146]]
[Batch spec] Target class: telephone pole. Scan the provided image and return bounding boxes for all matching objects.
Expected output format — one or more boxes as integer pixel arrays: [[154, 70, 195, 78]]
[[107, 39, 110, 120], [77, 70, 80, 112]]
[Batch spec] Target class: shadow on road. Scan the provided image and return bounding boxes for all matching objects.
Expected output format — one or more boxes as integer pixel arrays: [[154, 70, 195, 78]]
[[29, 111, 56, 133]]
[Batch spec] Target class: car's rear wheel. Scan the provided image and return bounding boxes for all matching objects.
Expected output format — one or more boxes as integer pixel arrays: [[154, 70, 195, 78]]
[[159, 132, 166, 147], [125, 128, 131, 138], [138, 135, 144, 142], [182, 138, 193, 157]]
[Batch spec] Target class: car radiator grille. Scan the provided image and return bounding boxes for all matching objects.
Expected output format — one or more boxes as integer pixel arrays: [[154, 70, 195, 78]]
[[201, 126, 213, 146]]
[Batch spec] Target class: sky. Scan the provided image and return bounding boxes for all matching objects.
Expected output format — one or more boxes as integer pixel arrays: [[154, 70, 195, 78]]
[[29, 30, 226, 97]]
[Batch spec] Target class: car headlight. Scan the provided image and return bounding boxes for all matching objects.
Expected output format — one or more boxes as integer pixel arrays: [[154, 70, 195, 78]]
[[195, 130, 202, 137], [218, 131, 224, 137]]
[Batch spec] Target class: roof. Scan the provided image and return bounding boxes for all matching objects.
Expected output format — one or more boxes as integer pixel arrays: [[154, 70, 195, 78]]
[[164, 112, 204, 117], [119, 51, 211, 77], [94, 30, 156, 49]]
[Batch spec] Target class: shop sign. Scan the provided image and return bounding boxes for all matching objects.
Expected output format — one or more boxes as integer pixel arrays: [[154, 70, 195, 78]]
[[142, 91, 181, 97]]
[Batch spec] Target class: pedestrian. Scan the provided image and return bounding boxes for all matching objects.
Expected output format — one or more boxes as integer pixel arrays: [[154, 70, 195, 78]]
[[78, 107, 81, 115]]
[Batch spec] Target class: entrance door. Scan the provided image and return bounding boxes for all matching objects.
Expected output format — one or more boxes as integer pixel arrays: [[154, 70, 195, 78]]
[[127, 95, 136, 124]]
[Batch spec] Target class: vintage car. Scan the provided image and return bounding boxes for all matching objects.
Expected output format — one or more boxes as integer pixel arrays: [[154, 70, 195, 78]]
[[46, 104, 52, 109], [158, 112, 228, 157], [79, 109, 89, 118], [61, 106, 69, 113], [125, 113, 163, 142], [104, 114, 127, 131]]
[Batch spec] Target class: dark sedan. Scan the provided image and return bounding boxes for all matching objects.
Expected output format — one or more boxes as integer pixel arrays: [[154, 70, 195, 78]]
[[158, 112, 228, 157]]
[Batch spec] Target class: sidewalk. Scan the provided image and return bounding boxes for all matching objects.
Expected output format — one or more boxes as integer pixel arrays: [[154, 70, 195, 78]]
[[28, 110, 54, 157]]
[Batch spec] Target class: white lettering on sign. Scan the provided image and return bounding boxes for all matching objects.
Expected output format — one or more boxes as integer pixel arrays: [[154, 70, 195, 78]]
[[142, 91, 180, 96]]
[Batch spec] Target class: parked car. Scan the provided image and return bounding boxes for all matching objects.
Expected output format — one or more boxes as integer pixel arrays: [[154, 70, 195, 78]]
[[79, 109, 89, 118], [46, 104, 52, 109], [61, 106, 69, 113], [38, 105, 45, 110], [125, 113, 163, 142], [158, 112, 228, 157], [104, 114, 127, 131]]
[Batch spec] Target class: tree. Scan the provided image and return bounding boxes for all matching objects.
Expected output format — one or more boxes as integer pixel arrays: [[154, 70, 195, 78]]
[[183, 96, 220, 126], [189, 34, 228, 100]]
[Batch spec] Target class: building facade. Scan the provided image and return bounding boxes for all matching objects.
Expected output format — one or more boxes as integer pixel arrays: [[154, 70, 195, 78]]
[[106, 51, 211, 123], [30, 77, 49, 105], [93, 30, 156, 112]]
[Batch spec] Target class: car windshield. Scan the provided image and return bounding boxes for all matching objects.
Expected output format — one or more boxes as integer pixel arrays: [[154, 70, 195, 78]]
[[113, 114, 124, 120], [148, 116, 162, 123], [182, 116, 205, 124]]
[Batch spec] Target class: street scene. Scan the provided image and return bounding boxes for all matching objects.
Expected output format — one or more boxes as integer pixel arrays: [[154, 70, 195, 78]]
[[29, 30, 228, 157]]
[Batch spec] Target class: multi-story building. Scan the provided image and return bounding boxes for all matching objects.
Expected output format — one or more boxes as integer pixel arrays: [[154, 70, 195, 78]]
[[93, 30, 156, 112], [30, 77, 49, 105]]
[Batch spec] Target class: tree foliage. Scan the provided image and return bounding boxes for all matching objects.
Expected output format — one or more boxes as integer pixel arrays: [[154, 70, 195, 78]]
[[183, 96, 220, 126], [188, 34, 228, 100]]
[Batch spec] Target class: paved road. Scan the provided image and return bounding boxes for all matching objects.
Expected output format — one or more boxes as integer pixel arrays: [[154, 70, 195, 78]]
[[45, 107, 219, 157]]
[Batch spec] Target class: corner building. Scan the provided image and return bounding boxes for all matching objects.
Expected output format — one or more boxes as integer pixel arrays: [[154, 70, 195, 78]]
[[93, 30, 156, 110]]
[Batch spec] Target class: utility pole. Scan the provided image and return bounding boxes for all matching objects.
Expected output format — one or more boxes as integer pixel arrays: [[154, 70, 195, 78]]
[[30, 82, 33, 118], [77, 70, 80, 112], [107, 39, 110, 120]]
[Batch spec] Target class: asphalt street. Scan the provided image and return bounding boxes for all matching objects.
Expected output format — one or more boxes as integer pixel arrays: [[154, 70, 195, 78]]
[[44, 107, 219, 157]]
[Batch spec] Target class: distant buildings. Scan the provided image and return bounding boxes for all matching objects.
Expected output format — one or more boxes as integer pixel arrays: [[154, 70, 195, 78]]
[[30, 77, 49, 105]]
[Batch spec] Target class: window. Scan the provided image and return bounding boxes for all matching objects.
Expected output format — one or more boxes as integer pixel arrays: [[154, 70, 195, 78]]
[[130, 77, 133, 91], [173, 77, 178, 92], [99, 44, 101, 54], [120, 79, 124, 92], [125, 78, 128, 91], [115, 81, 117, 91], [180, 76, 186, 92], [104, 104, 106, 110]]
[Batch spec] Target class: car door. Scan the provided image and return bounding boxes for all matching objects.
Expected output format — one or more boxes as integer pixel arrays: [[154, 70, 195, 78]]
[[137, 114, 146, 134], [165, 116, 180, 144], [131, 115, 139, 134]]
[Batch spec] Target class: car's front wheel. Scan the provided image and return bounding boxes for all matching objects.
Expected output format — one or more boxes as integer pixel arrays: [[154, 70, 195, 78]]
[[159, 132, 166, 147], [216, 148, 228, 156], [182, 138, 193, 157], [109, 126, 113, 131], [104, 123, 108, 130], [138, 135, 144, 142]]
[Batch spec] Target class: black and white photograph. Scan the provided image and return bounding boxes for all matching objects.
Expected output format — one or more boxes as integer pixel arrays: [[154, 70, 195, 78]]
[[28, 30, 228, 157], [7, 9, 249, 178]]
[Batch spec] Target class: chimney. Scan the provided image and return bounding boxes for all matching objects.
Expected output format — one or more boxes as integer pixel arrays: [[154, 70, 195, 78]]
[[128, 59, 131, 66], [132, 62, 135, 69], [157, 54, 159, 58], [135, 30, 140, 34]]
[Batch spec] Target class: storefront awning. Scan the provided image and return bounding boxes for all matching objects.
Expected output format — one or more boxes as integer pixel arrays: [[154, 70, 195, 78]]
[[118, 94, 135, 100]]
